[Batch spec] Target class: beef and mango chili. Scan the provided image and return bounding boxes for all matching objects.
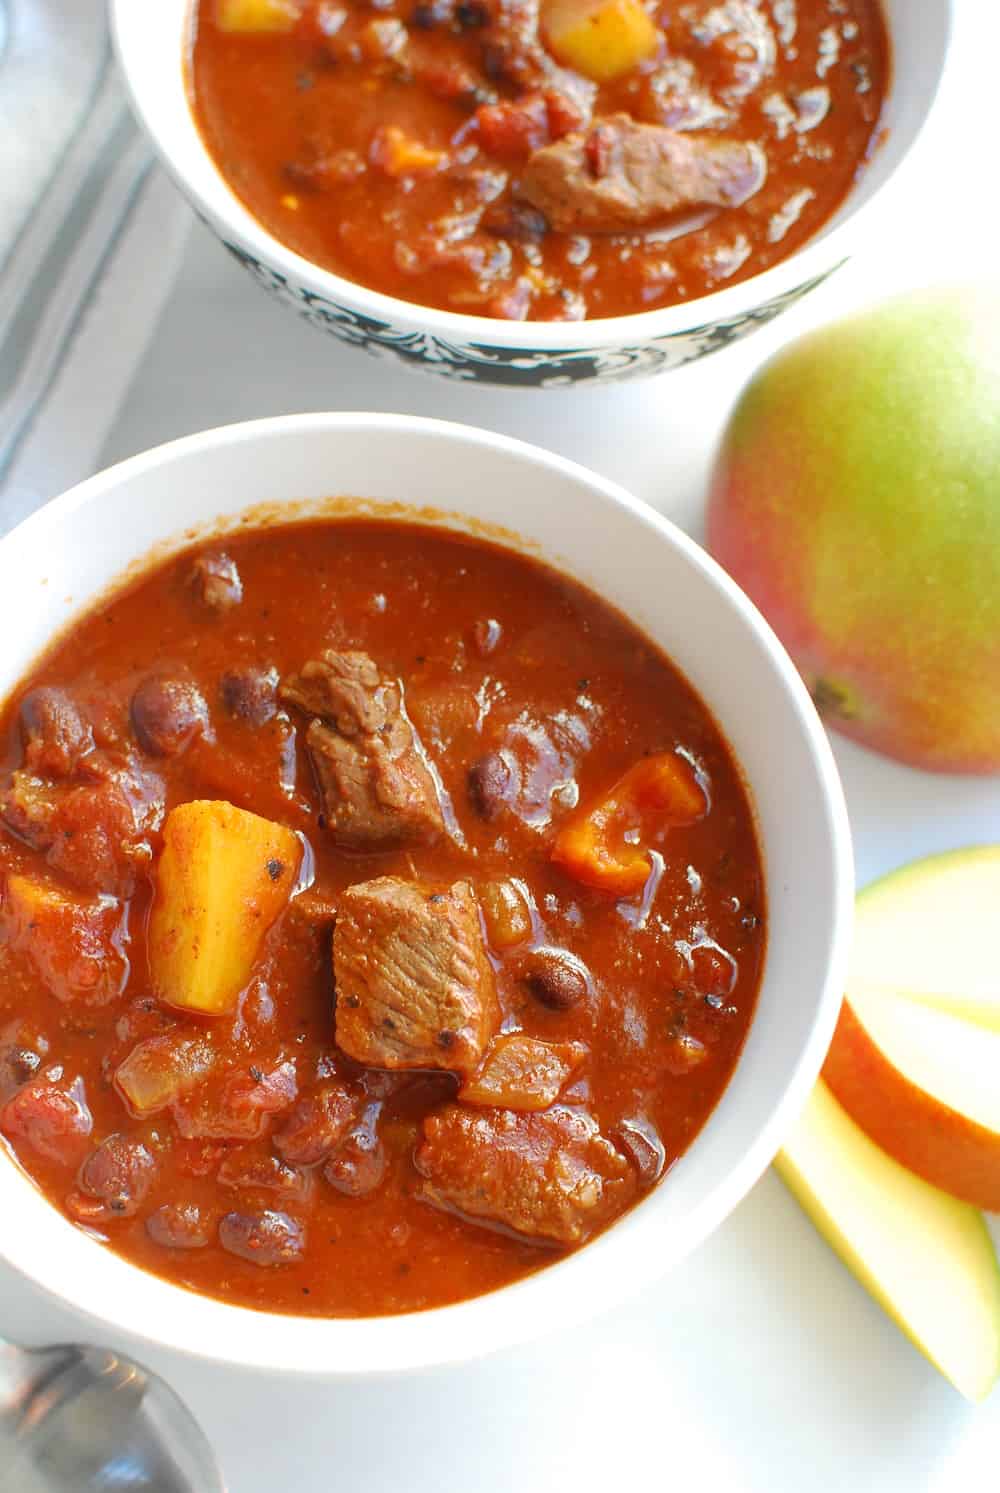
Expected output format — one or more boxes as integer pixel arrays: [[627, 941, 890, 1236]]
[[190, 0, 889, 321], [0, 519, 764, 1316]]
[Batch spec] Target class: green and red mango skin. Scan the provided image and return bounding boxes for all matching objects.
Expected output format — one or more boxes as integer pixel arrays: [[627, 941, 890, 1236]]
[[706, 287, 1000, 774], [823, 998, 1000, 1213]]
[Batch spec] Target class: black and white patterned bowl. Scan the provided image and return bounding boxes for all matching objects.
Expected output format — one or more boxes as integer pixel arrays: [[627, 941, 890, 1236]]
[[112, 0, 951, 389]]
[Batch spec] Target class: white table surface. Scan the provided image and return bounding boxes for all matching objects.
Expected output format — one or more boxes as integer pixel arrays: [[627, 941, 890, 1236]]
[[3, 4, 1000, 1490]]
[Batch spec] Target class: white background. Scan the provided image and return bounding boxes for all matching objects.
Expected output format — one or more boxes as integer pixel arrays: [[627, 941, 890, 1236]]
[[2, 2, 1000, 1489]]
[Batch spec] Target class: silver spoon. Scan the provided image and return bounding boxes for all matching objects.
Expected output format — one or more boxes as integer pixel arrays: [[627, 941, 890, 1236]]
[[0, 1338, 224, 1491]]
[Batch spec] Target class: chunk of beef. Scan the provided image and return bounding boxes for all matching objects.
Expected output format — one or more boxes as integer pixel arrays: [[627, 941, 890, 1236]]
[[131, 674, 209, 756], [1, 1071, 92, 1165], [219, 1209, 305, 1267], [71, 1134, 156, 1220], [334, 877, 498, 1075], [0, 753, 164, 898], [280, 651, 444, 849], [190, 551, 243, 612], [220, 666, 279, 726], [273, 1080, 361, 1166], [20, 689, 94, 778], [146, 1202, 211, 1250], [416, 1103, 634, 1244], [519, 114, 767, 232]]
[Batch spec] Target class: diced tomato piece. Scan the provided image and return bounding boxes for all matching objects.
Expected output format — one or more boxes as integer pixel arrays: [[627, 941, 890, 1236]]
[[173, 1060, 298, 1141], [475, 95, 550, 160], [413, 56, 484, 104], [225, 1061, 298, 1120], [544, 87, 590, 139], [1, 1072, 92, 1165], [584, 121, 616, 178], [1, 874, 128, 1006]]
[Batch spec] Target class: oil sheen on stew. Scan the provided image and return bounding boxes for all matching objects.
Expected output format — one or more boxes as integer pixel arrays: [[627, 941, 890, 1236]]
[[0, 520, 764, 1317], [190, 0, 889, 321]]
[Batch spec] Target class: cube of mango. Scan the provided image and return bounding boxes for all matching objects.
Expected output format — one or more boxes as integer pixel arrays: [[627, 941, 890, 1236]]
[[541, 0, 660, 83], [214, 0, 302, 33], [148, 800, 302, 1016]]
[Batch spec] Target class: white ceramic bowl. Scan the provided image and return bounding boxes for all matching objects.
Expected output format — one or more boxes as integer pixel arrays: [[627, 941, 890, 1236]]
[[0, 414, 852, 1375], [111, 0, 951, 387]]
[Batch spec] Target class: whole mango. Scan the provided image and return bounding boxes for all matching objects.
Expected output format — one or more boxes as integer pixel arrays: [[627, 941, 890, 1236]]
[[707, 287, 1000, 774]]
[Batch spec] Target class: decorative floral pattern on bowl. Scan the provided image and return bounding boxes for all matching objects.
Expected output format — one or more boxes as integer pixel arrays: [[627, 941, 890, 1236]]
[[220, 237, 839, 388]]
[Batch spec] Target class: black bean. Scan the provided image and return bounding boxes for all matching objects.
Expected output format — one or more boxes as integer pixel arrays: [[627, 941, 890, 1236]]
[[482, 201, 548, 241], [523, 947, 591, 1011], [147, 1203, 210, 1250], [468, 751, 512, 819], [131, 675, 208, 756], [20, 688, 93, 777], [78, 1134, 156, 1218], [456, 0, 488, 26], [613, 1117, 666, 1187], [219, 1209, 305, 1267], [412, 0, 450, 27], [190, 551, 242, 613]]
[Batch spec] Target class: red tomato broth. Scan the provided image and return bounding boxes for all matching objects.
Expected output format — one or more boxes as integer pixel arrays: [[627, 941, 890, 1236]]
[[189, 0, 889, 321], [0, 519, 764, 1316]]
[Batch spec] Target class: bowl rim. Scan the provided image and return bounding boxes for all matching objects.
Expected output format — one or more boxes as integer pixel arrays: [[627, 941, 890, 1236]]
[[0, 412, 855, 1375], [110, 0, 953, 353]]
